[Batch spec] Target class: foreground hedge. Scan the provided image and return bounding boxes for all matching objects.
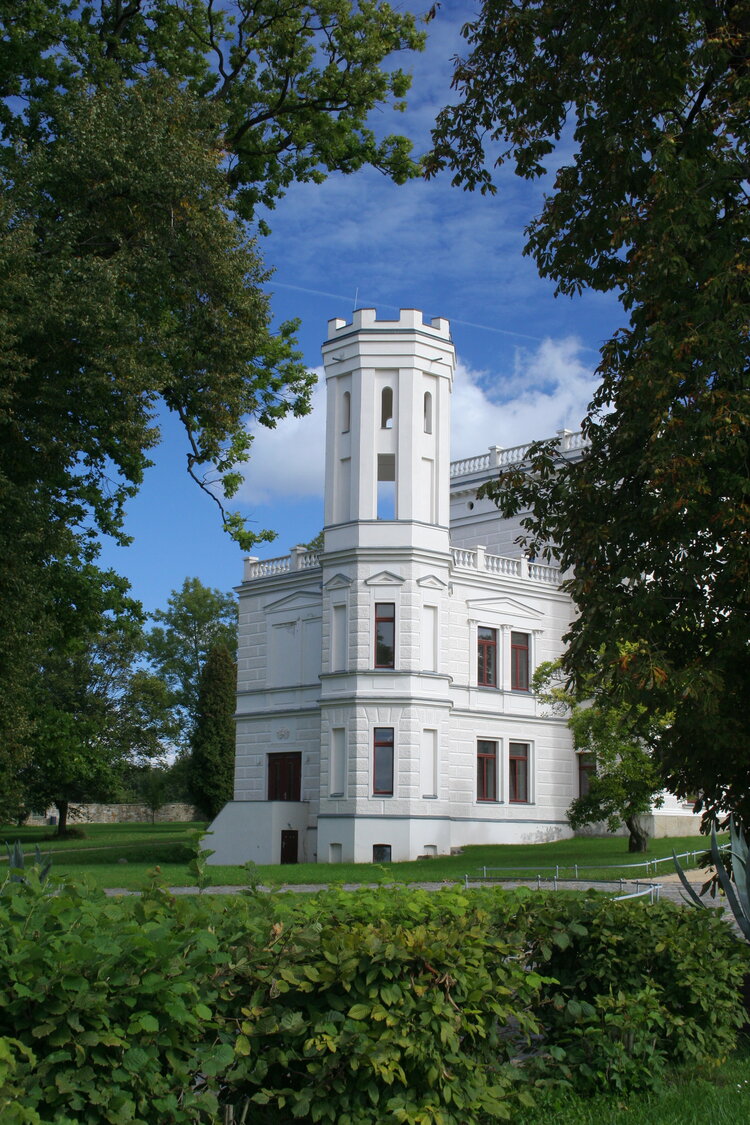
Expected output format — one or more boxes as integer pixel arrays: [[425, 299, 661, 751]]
[[0, 873, 747, 1124]]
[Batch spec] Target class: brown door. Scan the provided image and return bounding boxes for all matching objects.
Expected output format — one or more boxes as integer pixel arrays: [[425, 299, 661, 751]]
[[280, 830, 298, 864], [268, 753, 301, 800]]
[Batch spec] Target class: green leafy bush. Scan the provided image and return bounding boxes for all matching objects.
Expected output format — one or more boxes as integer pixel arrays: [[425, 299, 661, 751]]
[[0, 1037, 45, 1124], [220, 910, 543, 1123], [518, 894, 749, 1092], [0, 875, 240, 1123], [1, 876, 747, 1121]]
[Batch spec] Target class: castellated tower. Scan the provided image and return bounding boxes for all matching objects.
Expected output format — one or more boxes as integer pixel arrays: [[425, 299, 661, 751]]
[[322, 307, 454, 547], [317, 310, 457, 863], [204, 308, 609, 868]]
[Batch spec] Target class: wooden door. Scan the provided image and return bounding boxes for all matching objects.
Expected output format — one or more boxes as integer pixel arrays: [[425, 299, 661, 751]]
[[280, 829, 298, 865]]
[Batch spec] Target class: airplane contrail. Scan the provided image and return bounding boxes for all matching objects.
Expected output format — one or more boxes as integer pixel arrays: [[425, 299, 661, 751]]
[[268, 281, 600, 352]]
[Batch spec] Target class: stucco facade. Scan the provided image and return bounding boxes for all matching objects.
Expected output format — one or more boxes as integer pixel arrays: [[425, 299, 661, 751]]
[[205, 309, 696, 866]]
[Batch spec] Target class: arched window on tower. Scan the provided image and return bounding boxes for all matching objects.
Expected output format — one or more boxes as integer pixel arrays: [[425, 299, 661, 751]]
[[381, 386, 393, 429], [423, 391, 433, 434], [342, 390, 351, 433]]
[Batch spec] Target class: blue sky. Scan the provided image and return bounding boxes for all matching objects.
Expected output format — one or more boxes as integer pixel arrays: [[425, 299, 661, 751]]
[[98, 3, 623, 615]]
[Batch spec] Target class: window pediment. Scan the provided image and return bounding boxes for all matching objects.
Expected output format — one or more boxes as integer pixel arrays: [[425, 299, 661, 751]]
[[263, 589, 323, 613], [417, 574, 448, 590], [364, 570, 405, 587], [465, 596, 544, 622], [323, 573, 353, 590]]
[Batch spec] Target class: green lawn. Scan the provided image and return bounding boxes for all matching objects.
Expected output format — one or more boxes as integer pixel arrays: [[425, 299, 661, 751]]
[[0, 822, 718, 891]]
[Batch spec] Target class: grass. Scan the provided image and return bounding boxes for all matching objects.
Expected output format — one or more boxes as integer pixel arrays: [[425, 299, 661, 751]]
[[516, 1039, 750, 1124], [0, 822, 719, 891]]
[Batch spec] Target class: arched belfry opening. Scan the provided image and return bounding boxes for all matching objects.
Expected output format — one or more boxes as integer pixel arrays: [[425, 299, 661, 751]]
[[381, 386, 394, 429]]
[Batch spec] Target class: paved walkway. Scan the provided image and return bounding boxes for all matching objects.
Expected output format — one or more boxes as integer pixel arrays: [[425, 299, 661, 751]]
[[102, 872, 719, 911]]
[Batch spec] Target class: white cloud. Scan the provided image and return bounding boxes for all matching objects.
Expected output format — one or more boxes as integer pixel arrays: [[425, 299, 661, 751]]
[[239, 337, 596, 504], [451, 337, 597, 458], [238, 372, 327, 506]]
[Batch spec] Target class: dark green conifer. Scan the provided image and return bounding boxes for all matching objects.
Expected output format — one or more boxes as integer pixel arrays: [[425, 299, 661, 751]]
[[188, 645, 236, 820]]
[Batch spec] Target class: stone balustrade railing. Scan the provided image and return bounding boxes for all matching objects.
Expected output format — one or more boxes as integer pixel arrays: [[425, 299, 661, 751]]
[[451, 546, 560, 585], [244, 548, 321, 581], [243, 545, 559, 585], [450, 429, 587, 480]]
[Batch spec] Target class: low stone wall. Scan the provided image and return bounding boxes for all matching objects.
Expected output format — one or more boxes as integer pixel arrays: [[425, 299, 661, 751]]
[[575, 811, 702, 840], [26, 802, 198, 826]]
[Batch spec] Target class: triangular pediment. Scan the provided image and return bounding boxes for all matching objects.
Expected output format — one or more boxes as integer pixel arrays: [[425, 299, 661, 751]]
[[465, 596, 545, 621], [417, 574, 448, 590], [323, 572, 353, 590], [264, 589, 322, 613], [363, 570, 405, 587]]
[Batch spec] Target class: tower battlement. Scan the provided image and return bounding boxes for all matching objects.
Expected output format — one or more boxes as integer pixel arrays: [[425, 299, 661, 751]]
[[326, 307, 451, 340]]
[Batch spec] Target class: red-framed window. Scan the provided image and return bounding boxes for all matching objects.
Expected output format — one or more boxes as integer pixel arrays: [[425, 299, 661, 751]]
[[477, 627, 497, 686], [511, 632, 530, 691], [509, 742, 529, 803], [373, 728, 394, 795], [578, 753, 596, 797], [477, 740, 498, 801], [267, 752, 301, 801], [375, 603, 395, 668]]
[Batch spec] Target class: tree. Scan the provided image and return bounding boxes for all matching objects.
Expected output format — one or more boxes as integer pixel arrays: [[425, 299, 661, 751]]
[[138, 768, 169, 824], [0, 1, 424, 219], [535, 662, 664, 852], [0, 1, 424, 768], [188, 644, 237, 820], [0, 76, 308, 771], [146, 578, 237, 743], [428, 1, 750, 827], [18, 566, 172, 835]]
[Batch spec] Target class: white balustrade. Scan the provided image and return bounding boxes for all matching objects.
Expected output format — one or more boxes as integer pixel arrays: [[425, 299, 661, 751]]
[[243, 548, 322, 581], [450, 431, 586, 480], [451, 548, 560, 584]]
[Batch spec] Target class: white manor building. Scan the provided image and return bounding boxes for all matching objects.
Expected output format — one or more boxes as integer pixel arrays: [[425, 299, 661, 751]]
[[206, 309, 697, 866]]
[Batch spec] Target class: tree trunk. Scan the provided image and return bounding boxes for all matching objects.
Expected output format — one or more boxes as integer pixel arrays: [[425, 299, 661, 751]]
[[55, 800, 69, 837], [625, 813, 649, 853]]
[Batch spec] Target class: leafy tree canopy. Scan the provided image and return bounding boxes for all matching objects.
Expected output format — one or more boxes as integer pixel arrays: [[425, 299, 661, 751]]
[[429, 1, 750, 826], [0, 1, 424, 754], [146, 577, 237, 741], [534, 661, 665, 853], [15, 565, 174, 834], [0, 0, 424, 218]]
